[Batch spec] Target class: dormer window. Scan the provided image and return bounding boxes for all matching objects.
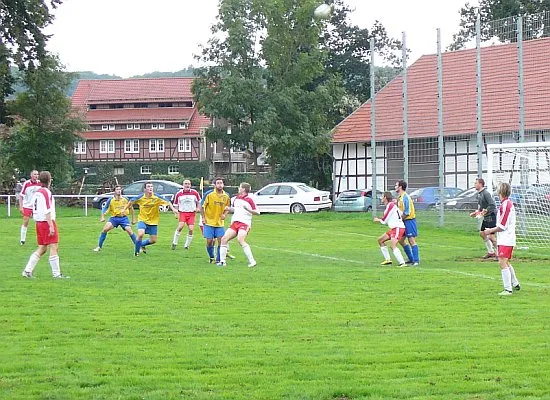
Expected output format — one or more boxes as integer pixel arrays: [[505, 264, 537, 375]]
[[179, 122, 188, 129]]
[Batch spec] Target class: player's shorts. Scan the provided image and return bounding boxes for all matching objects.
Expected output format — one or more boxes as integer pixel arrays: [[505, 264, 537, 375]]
[[203, 224, 225, 239], [23, 207, 33, 218], [386, 227, 404, 240], [480, 213, 496, 231], [229, 221, 250, 233], [179, 211, 196, 225], [109, 216, 131, 229], [36, 221, 59, 245], [137, 221, 158, 235], [403, 219, 418, 238], [497, 245, 514, 259]]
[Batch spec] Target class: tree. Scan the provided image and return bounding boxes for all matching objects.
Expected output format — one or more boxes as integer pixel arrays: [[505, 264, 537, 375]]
[[0, 0, 62, 124], [449, 0, 550, 50], [320, 0, 402, 105], [2, 55, 87, 182]]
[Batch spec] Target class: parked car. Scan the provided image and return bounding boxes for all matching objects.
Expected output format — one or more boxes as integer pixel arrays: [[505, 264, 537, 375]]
[[438, 187, 479, 210], [92, 180, 184, 210], [333, 189, 383, 212], [409, 186, 463, 210], [494, 185, 550, 213], [250, 182, 331, 213]]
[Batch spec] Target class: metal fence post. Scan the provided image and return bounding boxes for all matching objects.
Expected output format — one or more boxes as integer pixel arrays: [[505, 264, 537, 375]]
[[437, 28, 444, 227], [517, 16, 525, 144], [476, 14, 483, 178], [402, 31, 409, 183], [370, 37, 377, 216]]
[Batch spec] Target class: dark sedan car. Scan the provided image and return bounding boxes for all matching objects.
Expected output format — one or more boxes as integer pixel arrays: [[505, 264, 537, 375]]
[[439, 187, 479, 210], [92, 180, 184, 210]]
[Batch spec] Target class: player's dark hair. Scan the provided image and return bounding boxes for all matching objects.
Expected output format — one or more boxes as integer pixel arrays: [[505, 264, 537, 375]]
[[397, 180, 407, 191], [383, 191, 393, 202], [114, 185, 122, 190], [214, 177, 224, 184], [39, 171, 51, 186], [476, 177, 485, 187], [143, 181, 153, 189]]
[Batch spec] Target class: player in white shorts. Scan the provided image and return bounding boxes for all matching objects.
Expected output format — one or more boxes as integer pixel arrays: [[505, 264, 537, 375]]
[[374, 191, 407, 267]]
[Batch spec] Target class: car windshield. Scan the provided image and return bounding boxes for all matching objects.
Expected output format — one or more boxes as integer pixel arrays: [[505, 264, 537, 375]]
[[456, 188, 477, 198]]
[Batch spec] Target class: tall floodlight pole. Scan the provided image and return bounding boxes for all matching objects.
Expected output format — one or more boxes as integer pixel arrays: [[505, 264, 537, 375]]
[[370, 37, 377, 216], [437, 28, 444, 227], [402, 31, 409, 183]]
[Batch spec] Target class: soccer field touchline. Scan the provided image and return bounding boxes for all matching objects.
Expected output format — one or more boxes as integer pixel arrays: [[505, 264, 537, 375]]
[[255, 245, 550, 290]]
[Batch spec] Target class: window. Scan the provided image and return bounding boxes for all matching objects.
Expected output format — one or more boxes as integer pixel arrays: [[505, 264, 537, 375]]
[[178, 138, 191, 153], [127, 124, 134, 130], [100, 140, 115, 153], [102, 125, 109, 131], [124, 139, 139, 153], [140, 165, 152, 175], [74, 141, 86, 154], [108, 124, 115, 131], [158, 123, 165, 129], [152, 123, 158, 129], [179, 122, 188, 129], [149, 139, 164, 153], [134, 124, 140, 130], [168, 165, 179, 175], [113, 167, 124, 176]]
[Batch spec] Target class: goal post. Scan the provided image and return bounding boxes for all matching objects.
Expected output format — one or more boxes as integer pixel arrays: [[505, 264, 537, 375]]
[[487, 142, 550, 248]]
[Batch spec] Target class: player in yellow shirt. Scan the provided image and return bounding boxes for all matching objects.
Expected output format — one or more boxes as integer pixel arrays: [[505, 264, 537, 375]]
[[93, 185, 137, 252], [127, 181, 178, 256], [200, 177, 230, 263]]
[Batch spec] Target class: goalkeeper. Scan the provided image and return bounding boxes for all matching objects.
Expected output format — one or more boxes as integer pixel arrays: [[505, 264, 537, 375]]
[[470, 178, 497, 260]]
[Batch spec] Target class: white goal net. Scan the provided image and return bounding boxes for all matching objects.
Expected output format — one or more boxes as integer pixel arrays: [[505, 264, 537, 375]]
[[487, 142, 550, 249]]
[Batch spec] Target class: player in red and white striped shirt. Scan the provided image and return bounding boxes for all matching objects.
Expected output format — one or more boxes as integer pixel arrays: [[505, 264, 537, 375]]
[[18, 170, 41, 245], [171, 179, 201, 250], [485, 182, 520, 296], [374, 192, 406, 267], [22, 171, 68, 279], [217, 182, 260, 268]]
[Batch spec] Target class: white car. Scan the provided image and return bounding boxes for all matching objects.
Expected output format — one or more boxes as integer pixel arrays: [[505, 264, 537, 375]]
[[251, 182, 332, 213]]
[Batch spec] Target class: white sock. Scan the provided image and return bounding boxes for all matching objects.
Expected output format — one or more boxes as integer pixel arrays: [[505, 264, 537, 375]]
[[485, 239, 495, 253], [501, 268, 512, 292], [49, 255, 61, 277], [380, 246, 390, 261], [509, 265, 519, 287], [242, 244, 255, 264], [219, 245, 228, 263], [184, 234, 193, 248], [24, 252, 40, 274], [21, 226, 27, 242], [393, 247, 405, 265], [172, 230, 181, 245]]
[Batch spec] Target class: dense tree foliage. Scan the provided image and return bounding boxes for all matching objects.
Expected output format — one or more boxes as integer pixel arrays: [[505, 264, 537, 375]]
[[2, 55, 87, 182]]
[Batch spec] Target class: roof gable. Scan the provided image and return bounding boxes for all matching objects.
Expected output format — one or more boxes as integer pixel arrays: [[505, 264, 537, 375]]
[[332, 37, 550, 143]]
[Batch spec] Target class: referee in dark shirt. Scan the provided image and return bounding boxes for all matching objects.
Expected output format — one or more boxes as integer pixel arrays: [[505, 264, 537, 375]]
[[470, 178, 497, 259]]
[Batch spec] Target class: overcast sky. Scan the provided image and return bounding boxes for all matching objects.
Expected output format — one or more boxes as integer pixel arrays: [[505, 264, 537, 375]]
[[45, 0, 473, 77]]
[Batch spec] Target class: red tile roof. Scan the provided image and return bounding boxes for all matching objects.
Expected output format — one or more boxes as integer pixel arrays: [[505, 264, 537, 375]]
[[71, 78, 211, 137], [332, 37, 550, 143]]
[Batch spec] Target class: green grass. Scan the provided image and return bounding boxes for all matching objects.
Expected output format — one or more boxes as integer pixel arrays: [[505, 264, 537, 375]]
[[1, 208, 549, 399]]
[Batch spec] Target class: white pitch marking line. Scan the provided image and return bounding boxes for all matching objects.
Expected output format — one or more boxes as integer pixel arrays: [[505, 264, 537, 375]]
[[255, 245, 550, 289]]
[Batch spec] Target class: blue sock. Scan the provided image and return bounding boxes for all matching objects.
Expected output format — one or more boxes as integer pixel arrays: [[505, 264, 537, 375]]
[[129, 233, 137, 244], [216, 246, 221, 262], [135, 240, 142, 254], [98, 232, 107, 248], [141, 239, 150, 247], [207, 246, 215, 258], [403, 244, 413, 262], [412, 245, 420, 263]]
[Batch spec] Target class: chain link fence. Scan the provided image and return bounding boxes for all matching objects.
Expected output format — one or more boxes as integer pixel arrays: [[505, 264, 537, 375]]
[[333, 11, 550, 247]]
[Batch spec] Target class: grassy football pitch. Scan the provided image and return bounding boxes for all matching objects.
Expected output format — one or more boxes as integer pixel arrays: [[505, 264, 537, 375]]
[[1, 207, 549, 399]]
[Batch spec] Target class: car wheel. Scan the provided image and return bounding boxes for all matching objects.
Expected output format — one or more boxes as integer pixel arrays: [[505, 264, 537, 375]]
[[366, 206, 372, 212], [290, 203, 306, 214], [100, 199, 108, 210]]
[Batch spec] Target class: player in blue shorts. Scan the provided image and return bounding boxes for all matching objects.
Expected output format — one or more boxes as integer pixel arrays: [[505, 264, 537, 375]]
[[94, 185, 137, 252], [395, 180, 420, 266]]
